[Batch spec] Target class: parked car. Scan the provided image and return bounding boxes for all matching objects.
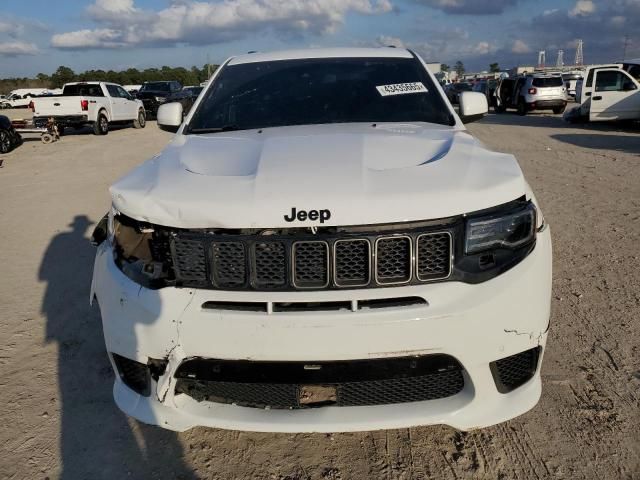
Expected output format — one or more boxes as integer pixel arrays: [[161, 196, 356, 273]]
[[444, 82, 472, 104], [566, 64, 640, 123], [182, 86, 204, 113], [0, 115, 22, 153], [472, 79, 498, 106], [136, 81, 192, 118], [31, 82, 146, 135], [0, 88, 51, 109], [90, 47, 551, 433], [495, 74, 567, 115], [562, 72, 583, 99]]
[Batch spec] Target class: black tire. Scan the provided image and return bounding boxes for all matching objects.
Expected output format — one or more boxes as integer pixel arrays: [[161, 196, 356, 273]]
[[0, 130, 11, 153], [133, 109, 146, 129], [11, 130, 22, 146], [93, 112, 109, 135], [553, 105, 566, 114], [517, 99, 527, 116]]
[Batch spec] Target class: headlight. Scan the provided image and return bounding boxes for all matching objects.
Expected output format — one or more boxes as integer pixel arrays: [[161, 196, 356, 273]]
[[465, 203, 536, 254], [155, 96, 167, 103], [111, 213, 170, 288]]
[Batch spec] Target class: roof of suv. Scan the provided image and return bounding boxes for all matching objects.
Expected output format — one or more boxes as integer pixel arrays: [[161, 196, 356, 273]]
[[228, 47, 413, 66]]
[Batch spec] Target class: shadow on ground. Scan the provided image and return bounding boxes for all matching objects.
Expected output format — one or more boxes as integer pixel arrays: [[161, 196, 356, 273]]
[[40, 215, 198, 479]]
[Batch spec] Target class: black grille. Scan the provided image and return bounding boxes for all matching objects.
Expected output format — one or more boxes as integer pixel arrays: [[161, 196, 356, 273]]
[[112, 354, 150, 396], [172, 237, 208, 285], [175, 355, 464, 409], [338, 370, 464, 406], [335, 239, 370, 286], [376, 237, 412, 284], [169, 227, 453, 291], [211, 241, 246, 288], [253, 242, 287, 288], [490, 347, 540, 393], [293, 241, 328, 288], [416, 233, 451, 280]]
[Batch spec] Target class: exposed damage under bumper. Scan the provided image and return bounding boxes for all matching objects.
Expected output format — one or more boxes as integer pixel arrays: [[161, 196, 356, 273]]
[[91, 227, 552, 433]]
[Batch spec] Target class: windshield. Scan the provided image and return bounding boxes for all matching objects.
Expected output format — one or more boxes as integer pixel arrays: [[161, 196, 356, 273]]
[[187, 57, 453, 132], [532, 77, 564, 87], [140, 82, 170, 92]]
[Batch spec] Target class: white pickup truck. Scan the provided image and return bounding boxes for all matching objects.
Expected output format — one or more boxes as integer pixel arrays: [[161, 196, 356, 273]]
[[571, 64, 640, 122], [32, 82, 146, 135]]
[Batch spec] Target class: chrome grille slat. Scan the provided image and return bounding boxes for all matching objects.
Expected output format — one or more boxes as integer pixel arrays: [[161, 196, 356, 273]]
[[292, 241, 329, 288], [374, 236, 413, 285], [334, 239, 371, 287], [416, 232, 452, 281]]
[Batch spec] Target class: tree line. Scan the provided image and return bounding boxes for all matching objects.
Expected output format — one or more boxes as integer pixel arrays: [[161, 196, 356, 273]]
[[1, 64, 219, 93]]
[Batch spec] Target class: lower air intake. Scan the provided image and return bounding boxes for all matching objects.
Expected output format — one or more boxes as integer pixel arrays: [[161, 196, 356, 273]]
[[490, 347, 541, 393]]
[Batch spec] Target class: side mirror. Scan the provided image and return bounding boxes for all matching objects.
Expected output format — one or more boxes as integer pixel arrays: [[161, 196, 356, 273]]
[[459, 91, 488, 123], [157, 102, 183, 133]]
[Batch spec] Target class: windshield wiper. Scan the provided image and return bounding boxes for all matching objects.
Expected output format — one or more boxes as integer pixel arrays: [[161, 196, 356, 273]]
[[188, 125, 242, 134]]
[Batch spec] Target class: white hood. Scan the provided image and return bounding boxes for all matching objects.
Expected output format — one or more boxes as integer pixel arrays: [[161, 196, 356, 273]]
[[110, 123, 526, 228]]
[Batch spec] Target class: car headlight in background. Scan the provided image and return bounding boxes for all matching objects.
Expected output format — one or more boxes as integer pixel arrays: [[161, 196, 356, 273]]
[[155, 96, 167, 103], [465, 203, 536, 254]]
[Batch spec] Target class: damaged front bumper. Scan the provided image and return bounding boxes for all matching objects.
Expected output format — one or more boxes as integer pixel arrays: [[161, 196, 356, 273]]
[[91, 227, 552, 433]]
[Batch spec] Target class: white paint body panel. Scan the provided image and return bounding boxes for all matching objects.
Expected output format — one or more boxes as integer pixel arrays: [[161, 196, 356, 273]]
[[111, 123, 525, 229]]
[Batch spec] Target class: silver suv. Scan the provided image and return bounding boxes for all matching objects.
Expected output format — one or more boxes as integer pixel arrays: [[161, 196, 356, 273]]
[[495, 74, 567, 115]]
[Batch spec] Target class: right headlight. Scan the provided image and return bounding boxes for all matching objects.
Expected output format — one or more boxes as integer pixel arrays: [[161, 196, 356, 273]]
[[465, 203, 536, 254]]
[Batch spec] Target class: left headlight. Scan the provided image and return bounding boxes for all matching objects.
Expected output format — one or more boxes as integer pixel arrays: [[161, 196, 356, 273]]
[[155, 96, 167, 103], [465, 203, 536, 254]]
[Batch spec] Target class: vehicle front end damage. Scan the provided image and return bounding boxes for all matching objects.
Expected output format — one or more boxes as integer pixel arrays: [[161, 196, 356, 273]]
[[90, 166, 551, 433]]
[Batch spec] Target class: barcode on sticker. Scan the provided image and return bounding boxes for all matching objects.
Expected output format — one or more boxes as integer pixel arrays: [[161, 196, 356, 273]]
[[376, 82, 428, 96]]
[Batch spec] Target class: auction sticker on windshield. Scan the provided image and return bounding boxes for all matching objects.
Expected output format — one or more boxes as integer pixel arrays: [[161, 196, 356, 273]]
[[376, 82, 428, 96]]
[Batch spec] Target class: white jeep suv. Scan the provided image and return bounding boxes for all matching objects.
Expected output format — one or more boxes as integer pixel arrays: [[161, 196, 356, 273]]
[[91, 48, 552, 433]]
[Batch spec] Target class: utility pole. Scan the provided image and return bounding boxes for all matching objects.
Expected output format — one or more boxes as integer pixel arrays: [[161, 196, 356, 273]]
[[622, 35, 630, 61], [556, 49, 564, 68]]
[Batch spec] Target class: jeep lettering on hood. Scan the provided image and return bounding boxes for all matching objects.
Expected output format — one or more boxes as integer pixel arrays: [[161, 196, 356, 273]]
[[284, 207, 331, 223]]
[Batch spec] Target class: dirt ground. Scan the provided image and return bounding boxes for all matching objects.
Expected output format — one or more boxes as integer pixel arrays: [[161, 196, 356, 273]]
[[0, 108, 638, 480]]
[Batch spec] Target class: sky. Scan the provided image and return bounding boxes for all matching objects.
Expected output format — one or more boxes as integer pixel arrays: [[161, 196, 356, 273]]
[[0, 0, 638, 77]]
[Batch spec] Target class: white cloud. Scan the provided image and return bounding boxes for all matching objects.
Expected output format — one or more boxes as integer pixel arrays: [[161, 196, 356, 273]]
[[472, 41, 493, 55], [0, 41, 39, 56], [568, 0, 595, 18], [610, 15, 625, 26], [511, 39, 531, 54], [375, 35, 405, 48], [52, 0, 394, 49]]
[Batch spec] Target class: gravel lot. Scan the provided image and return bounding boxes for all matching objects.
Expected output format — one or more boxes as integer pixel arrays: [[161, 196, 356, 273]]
[[0, 108, 638, 480]]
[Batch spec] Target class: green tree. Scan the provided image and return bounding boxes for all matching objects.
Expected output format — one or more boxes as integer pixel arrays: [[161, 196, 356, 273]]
[[454, 60, 465, 77], [50, 66, 76, 87], [489, 62, 500, 73], [440, 64, 450, 72]]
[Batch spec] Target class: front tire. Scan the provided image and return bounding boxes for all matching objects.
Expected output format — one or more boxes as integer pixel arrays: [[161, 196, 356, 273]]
[[93, 112, 109, 135], [0, 130, 11, 153], [133, 109, 146, 129]]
